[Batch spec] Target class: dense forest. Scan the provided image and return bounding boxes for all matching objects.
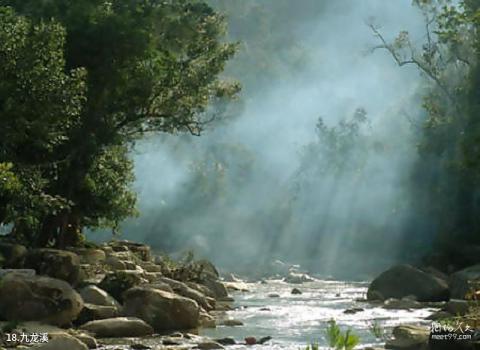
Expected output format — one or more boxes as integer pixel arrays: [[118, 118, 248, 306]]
[[0, 0, 480, 278]]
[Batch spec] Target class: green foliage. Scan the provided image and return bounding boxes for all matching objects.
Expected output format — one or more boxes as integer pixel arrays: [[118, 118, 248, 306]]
[[0, 1, 238, 246], [302, 320, 360, 350], [0, 8, 84, 242], [326, 319, 360, 350], [83, 145, 138, 232], [301, 343, 319, 350], [371, 0, 480, 263], [298, 108, 370, 178]]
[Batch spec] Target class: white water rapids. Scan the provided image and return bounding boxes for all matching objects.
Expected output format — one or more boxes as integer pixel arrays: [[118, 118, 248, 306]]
[[200, 279, 435, 349]]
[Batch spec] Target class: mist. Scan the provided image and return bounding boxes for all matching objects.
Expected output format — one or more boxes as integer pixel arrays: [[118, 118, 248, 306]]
[[97, 1, 433, 279]]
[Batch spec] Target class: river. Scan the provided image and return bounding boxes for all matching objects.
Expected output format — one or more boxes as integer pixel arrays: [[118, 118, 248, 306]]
[[200, 279, 435, 349]]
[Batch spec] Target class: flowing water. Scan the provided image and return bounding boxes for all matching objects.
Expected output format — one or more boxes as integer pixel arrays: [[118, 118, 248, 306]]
[[200, 279, 436, 349]]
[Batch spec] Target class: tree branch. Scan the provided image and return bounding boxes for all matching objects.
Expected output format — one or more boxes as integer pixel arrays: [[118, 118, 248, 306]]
[[368, 23, 454, 102]]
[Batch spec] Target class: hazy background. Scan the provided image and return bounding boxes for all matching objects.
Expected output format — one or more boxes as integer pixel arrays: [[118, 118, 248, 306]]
[[91, 0, 433, 279]]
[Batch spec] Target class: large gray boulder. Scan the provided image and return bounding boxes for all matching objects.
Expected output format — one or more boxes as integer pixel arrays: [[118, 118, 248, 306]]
[[24, 249, 81, 285], [123, 286, 200, 331], [443, 299, 470, 316], [79, 317, 154, 338], [367, 264, 449, 302], [187, 282, 216, 299], [104, 256, 127, 271], [79, 285, 120, 308], [75, 303, 119, 325], [449, 264, 480, 299], [159, 277, 215, 311], [196, 259, 220, 280], [200, 278, 228, 299], [0, 274, 83, 326]]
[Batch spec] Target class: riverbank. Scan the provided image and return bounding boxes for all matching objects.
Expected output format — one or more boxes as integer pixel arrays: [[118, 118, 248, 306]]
[[0, 239, 241, 349], [1, 239, 480, 349]]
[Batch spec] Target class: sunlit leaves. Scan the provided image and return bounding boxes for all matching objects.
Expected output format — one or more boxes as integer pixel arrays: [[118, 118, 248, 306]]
[[0, 0, 237, 243]]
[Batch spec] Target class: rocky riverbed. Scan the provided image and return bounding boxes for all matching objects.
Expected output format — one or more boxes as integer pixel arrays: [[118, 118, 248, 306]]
[[0, 239, 235, 350], [1, 240, 480, 350]]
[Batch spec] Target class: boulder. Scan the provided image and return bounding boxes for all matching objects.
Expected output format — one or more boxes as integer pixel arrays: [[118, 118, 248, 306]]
[[123, 287, 200, 331], [79, 317, 154, 338], [291, 288, 302, 295], [367, 265, 449, 302], [124, 261, 137, 270], [0, 242, 27, 268], [187, 282, 216, 299], [421, 266, 449, 281], [104, 256, 127, 271], [98, 271, 144, 303], [108, 241, 151, 262], [140, 262, 162, 273], [200, 278, 228, 299], [284, 272, 314, 284], [159, 277, 214, 311], [75, 303, 119, 324], [449, 264, 480, 299], [79, 285, 120, 308], [24, 249, 81, 285], [385, 325, 429, 349], [73, 333, 97, 349], [443, 299, 470, 316], [199, 309, 216, 328], [143, 272, 163, 283], [78, 264, 97, 284], [143, 281, 174, 293], [0, 274, 83, 326], [69, 248, 106, 265], [33, 333, 88, 350], [196, 259, 220, 280]]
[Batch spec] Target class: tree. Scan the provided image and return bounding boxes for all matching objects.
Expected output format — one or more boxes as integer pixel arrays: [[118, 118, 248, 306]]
[[0, 1, 239, 247], [0, 7, 86, 243], [370, 0, 480, 264]]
